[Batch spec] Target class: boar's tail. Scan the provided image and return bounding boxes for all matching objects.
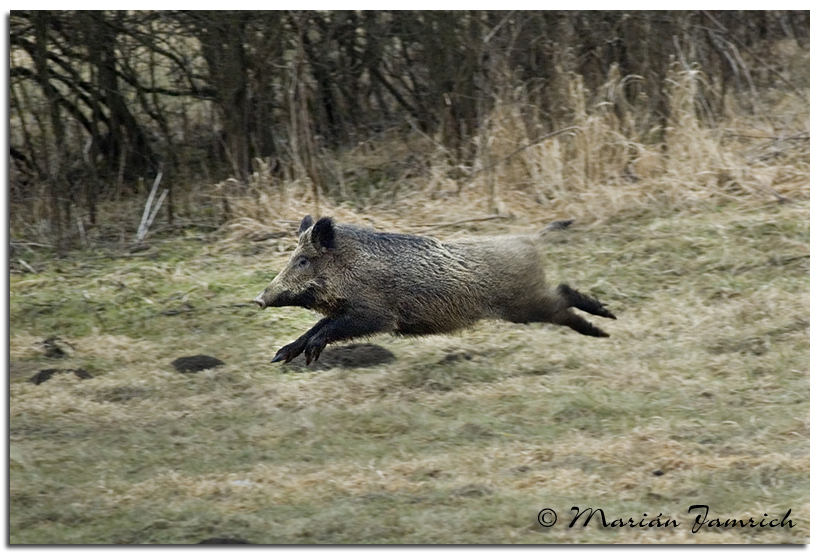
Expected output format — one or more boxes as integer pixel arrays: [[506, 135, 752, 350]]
[[536, 219, 574, 240]]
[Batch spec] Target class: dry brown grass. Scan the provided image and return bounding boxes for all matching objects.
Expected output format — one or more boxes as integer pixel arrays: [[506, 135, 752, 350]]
[[217, 62, 808, 249]]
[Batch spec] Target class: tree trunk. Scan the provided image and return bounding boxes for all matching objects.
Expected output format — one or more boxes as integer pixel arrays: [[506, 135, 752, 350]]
[[34, 12, 65, 246]]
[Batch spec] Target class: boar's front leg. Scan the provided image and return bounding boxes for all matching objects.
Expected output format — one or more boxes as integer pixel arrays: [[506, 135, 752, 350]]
[[302, 312, 394, 365], [271, 318, 332, 364], [271, 312, 394, 365]]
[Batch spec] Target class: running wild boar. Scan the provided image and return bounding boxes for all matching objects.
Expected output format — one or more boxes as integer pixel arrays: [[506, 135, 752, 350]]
[[254, 216, 615, 365]]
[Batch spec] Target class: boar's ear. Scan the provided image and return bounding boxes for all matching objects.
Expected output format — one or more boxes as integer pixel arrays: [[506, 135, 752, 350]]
[[298, 215, 314, 235], [311, 217, 336, 250]]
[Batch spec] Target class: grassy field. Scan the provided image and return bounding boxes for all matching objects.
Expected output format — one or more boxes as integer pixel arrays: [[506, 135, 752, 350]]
[[8, 196, 809, 544]]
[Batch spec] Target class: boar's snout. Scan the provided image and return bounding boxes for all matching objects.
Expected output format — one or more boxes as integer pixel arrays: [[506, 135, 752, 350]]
[[253, 295, 267, 309]]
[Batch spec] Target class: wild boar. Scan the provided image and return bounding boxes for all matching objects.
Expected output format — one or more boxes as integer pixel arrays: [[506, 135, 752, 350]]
[[254, 215, 615, 364]]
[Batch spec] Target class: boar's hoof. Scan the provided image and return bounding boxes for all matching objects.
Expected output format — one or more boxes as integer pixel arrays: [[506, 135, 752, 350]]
[[304, 339, 327, 366], [271, 341, 306, 364]]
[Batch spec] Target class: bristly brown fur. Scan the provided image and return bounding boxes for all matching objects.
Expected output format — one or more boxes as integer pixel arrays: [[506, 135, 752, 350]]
[[254, 216, 615, 365]]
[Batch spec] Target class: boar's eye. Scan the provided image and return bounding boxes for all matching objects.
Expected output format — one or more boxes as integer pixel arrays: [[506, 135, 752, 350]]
[[296, 257, 310, 269]]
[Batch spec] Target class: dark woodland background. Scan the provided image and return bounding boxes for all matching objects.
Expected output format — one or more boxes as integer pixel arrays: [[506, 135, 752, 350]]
[[9, 11, 810, 248]]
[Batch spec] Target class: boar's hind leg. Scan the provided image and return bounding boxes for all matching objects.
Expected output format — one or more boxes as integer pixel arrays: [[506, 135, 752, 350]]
[[520, 285, 614, 338], [552, 310, 610, 338], [557, 284, 617, 320], [547, 284, 615, 338], [302, 312, 395, 365]]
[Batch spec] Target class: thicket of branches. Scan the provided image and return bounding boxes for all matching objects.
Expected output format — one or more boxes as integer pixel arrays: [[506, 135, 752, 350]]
[[9, 10, 810, 246]]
